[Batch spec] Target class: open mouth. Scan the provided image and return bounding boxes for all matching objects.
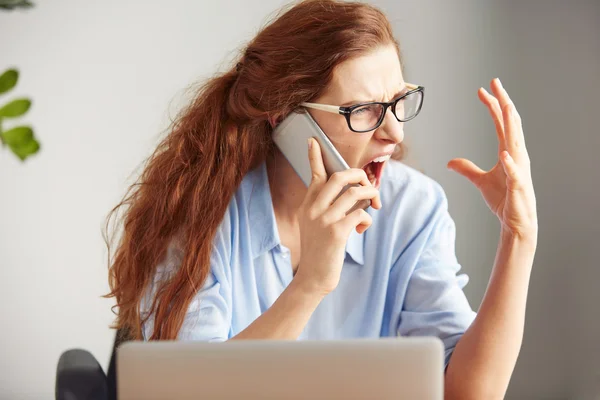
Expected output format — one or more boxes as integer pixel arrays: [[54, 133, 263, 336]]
[[362, 154, 390, 189]]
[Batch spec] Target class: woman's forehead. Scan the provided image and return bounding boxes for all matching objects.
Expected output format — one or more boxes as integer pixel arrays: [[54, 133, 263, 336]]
[[327, 45, 404, 104]]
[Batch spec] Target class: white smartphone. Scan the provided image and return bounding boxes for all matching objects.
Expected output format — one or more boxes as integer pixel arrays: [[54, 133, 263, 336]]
[[272, 110, 371, 213]]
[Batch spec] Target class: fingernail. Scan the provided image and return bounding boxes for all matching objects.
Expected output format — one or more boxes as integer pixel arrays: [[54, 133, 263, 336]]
[[496, 77, 503, 88], [307, 138, 312, 149]]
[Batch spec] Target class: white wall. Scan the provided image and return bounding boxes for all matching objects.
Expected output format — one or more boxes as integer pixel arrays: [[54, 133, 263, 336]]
[[0, 0, 597, 398], [0, 0, 288, 397]]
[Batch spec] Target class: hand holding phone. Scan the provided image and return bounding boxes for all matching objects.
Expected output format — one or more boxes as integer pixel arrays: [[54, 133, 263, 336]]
[[305, 137, 382, 229], [272, 111, 374, 214], [293, 137, 382, 295]]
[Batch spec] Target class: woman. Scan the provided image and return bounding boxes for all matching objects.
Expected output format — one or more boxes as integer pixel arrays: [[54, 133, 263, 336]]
[[106, 0, 538, 398]]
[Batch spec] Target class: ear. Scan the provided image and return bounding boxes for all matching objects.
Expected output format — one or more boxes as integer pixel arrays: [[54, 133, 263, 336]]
[[268, 116, 277, 128], [268, 115, 283, 128]]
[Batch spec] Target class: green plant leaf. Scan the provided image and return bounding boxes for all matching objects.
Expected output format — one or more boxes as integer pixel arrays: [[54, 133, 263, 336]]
[[0, 0, 35, 10], [0, 69, 18, 94], [1, 126, 33, 146], [9, 137, 39, 161], [0, 98, 31, 118], [1, 125, 41, 161]]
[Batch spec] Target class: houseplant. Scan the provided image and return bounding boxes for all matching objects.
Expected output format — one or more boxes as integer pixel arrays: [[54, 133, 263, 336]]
[[0, 0, 39, 161]]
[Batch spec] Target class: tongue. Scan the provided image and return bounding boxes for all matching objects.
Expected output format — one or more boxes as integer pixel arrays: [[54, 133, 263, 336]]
[[365, 161, 386, 186], [363, 162, 378, 185], [372, 161, 383, 179]]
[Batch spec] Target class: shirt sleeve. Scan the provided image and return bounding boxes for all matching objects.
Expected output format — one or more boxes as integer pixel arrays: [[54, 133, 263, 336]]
[[394, 184, 477, 368], [141, 208, 233, 342]]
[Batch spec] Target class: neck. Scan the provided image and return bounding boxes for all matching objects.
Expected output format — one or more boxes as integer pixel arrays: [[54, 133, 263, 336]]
[[266, 149, 308, 224]]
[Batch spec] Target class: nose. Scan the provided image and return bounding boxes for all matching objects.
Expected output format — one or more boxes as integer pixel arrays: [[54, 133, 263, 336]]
[[373, 107, 404, 144]]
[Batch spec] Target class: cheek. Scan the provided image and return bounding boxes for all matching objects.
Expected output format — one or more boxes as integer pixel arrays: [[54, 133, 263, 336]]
[[314, 113, 347, 139], [330, 133, 372, 168], [310, 112, 371, 166]]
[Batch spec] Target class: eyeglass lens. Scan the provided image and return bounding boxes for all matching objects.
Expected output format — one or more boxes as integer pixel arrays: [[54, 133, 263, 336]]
[[349, 90, 423, 131]]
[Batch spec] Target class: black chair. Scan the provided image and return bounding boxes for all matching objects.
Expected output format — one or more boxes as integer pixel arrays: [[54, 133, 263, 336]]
[[55, 329, 129, 400]]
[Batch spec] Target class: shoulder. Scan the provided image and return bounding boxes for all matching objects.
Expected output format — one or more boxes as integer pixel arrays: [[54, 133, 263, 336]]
[[154, 164, 264, 274], [215, 162, 265, 237]]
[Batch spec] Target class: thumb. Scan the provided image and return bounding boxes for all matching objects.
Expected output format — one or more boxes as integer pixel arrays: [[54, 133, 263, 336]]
[[307, 138, 327, 183], [447, 158, 486, 186], [305, 138, 327, 202]]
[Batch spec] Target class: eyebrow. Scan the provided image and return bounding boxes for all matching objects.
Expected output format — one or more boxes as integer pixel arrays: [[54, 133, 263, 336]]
[[340, 84, 409, 107]]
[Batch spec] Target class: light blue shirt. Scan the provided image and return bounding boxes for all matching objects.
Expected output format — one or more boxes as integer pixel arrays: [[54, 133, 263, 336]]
[[142, 160, 477, 367]]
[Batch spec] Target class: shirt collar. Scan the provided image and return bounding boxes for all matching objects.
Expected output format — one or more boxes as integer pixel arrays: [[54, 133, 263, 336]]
[[244, 162, 365, 266], [345, 227, 365, 265]]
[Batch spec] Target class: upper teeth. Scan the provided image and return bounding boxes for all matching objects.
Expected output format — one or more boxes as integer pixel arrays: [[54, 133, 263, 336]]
[[372, 154, 391, 163]]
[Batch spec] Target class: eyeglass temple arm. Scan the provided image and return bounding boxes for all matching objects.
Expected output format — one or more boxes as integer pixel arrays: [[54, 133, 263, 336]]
[[299, 103, 340, 114]]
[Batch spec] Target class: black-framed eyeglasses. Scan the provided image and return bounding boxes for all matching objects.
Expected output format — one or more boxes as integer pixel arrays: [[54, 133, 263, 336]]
[[301, 83, 425, 133]]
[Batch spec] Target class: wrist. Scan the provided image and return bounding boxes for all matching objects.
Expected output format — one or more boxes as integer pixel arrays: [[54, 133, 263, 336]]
[[497, 229, 537, 271], [289, 274, 330, 301], [501, 228, 538, 249]]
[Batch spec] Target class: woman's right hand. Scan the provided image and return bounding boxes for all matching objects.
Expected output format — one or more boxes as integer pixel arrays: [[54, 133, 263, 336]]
[[294, 138, 382, 297]]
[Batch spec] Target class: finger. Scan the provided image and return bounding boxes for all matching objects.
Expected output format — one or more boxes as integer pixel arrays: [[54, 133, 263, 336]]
[[313, 168, 373, 214], [322, 185, 380, 222], [341, 208, 373, 235], [478, 87, 506, 153], [491, 78, 525, 157], [500, 151, 523, 191], [447, 158, 486, 186], [305, 138, 327, 203]]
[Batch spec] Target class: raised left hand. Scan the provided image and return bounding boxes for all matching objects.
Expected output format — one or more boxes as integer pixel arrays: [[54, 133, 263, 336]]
[[447, 78, 538, 242]]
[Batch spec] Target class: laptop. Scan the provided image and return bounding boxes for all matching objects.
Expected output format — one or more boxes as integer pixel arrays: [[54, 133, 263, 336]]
[[117, 337, 444, 400]]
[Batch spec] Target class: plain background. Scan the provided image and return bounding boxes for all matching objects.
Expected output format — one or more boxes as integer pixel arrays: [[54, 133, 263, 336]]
[[1, 0, 598, 398]]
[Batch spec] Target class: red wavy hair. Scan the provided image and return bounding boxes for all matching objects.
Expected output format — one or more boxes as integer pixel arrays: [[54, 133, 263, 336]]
[[104, 0, 404, 340]]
